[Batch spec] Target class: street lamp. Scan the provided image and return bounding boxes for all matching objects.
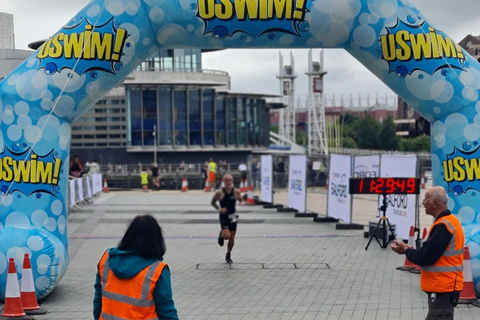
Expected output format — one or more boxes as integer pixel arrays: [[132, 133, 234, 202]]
[[153, 124, 157, 165]]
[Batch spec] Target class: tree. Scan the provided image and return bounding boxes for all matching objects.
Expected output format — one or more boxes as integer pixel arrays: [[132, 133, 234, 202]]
[[270, 124, 279, 134], [400, 134, 431, 152], [353, 112, 381, 149], [379, 116, 400, 150]]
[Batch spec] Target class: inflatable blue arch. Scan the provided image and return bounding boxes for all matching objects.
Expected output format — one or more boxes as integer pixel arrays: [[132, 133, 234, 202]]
[[0, 0, 479, 298]]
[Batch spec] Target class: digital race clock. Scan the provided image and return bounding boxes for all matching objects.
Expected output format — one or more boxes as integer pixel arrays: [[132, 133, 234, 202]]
[[349, 177, 420, 195]]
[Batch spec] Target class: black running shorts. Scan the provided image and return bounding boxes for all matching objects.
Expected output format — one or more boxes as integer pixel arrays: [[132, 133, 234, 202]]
[[219, 213, 237, 231]]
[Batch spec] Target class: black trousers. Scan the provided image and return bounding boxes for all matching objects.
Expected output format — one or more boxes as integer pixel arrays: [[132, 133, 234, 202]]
[[425, 292, 459, 320]]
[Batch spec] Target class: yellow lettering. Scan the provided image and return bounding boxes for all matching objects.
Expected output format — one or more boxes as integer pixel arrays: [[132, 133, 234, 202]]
[[83, 25, 92, 60], [395, 30, 411, 61], [380, 34, 396, 61], [259, 0, 269, 19], [443, 161, 454, 182], [30, 154, 37, 184], [49, 34, 64, 58], [429, 28, 440, 58], [37, 161, 53, 184], [13, 161, 30, 183], [198, 0, 215, 19], [464, 159, 480, 181], [37, 39, 52, 59], [3, 157, 13, 182], [216, 0, 234, 20], [234, 0, 259, 20], [453, 157, 465, 181], [436, 35, 456, 58], [272, 0, 292, 19], [63, 33, 85, 59], [410, 33, 432, 60], [91, 32, 113, 60]]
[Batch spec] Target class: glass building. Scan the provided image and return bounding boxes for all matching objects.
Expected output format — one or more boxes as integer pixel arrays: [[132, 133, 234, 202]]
[[68, 48, 278, 164]]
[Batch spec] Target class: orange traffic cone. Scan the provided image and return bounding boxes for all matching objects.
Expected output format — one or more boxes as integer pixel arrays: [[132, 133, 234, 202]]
[[396, 226, 418, 271], [103, 179, 109, 192], [204, 178, 210, 192], [239, 179, 244, 192], [246, 185, 255, 205], [410, 228, 428, 274], [459, 247, 480, 305], [181, 178, 188, 192], [1, 258, 32, 319], [420, 175, 426, 189], [20, 253, 47, 315]]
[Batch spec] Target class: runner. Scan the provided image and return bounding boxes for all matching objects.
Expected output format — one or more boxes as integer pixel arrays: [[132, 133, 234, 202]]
[[211, 173, 245, 263]]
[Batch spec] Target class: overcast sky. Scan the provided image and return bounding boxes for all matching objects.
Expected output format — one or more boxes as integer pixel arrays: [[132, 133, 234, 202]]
[[2, 0, 480, 106]]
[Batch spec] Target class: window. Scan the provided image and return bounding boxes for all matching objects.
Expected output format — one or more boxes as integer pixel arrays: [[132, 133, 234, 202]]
[[215, 97, 225, 145], [203, 89, 214, 145], [188, 89, 201, 146], [227, 98, 236, 145], [130, 87, 142, 146], [237, 98, 245, 145], [142, 88, 157, 146], [173, 89, 187, 146], [158, 88, 172, 146]]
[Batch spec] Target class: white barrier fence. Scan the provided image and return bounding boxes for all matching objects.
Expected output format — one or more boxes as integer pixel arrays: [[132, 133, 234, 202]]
[[68, 174, 103, 210]]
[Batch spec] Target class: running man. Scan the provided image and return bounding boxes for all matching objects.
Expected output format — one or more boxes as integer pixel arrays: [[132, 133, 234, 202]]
[[211, 173, 245, 263]]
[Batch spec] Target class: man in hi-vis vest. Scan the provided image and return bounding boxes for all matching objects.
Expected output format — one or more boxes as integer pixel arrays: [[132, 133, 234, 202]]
[[392, 186, 464, 320]]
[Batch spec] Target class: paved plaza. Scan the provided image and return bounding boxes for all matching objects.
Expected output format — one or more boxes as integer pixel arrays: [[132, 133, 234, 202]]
[[2, 188, 480, 319]]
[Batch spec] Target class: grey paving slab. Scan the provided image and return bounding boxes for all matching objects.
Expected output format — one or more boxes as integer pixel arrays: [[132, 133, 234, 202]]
[[1, 189, 478, 319]]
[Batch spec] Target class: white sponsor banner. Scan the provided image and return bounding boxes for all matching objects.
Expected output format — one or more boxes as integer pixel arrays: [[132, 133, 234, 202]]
[[92, 174, 103, 194], [353, 155, 380, 178], [261, 155, 273, 203], [327, 154, 352, 223], [69, 180, 76, 207], [86, 176, 93, 198], [288, 155, 307, 212], [380, 155, 417, 239], [77, 179, 84, 201]]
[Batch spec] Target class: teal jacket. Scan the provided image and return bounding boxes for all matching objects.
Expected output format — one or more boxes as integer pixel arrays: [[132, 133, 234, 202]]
[[93, 247, 179, 320]]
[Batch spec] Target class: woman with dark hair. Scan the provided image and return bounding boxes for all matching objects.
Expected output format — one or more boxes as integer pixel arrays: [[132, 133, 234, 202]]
[[93, 215, 178, 320]]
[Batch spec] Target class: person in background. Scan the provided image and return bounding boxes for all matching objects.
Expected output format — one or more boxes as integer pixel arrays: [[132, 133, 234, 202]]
[[141, 170, 149, 192], [93, 215, 178, 320], [88, 159, 101, 175], [211, 173, 245, 264], [391, 186, 464, 320], [238, 162, 247, 184], [208, 158, 217, 192], [151, 163, 160, 191], [69, 155, 84, 178], [275, 157, 286, 188]]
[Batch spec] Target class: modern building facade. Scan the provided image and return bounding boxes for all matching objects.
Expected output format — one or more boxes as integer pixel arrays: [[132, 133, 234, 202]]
[[68, 48, 277, 165]]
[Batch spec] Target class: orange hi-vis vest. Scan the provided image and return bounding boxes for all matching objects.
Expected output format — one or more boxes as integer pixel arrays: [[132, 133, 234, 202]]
[[421, 214, 465, 293], [98, 252, 166, 320]]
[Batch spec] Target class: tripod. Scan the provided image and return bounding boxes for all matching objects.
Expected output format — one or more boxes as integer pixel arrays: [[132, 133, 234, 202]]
[[365, 193, 396, 250]]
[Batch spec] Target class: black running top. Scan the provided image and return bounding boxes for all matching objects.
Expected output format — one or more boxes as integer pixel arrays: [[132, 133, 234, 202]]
[[219, 188, 236, 214]]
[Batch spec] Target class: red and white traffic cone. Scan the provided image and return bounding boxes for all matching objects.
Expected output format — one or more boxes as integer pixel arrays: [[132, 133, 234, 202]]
[[239, 179, 245, 192], [20, 253, 47, 315], [246, 185, 255, 205], [1, 258, 32, 319], [396, 226, 418, 271], [181, 178, 188, 192], [204, 178, 210, 192], [420, 175, 426, 189], [103, 179, 109, 192], [459, 247, 480, 305]]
